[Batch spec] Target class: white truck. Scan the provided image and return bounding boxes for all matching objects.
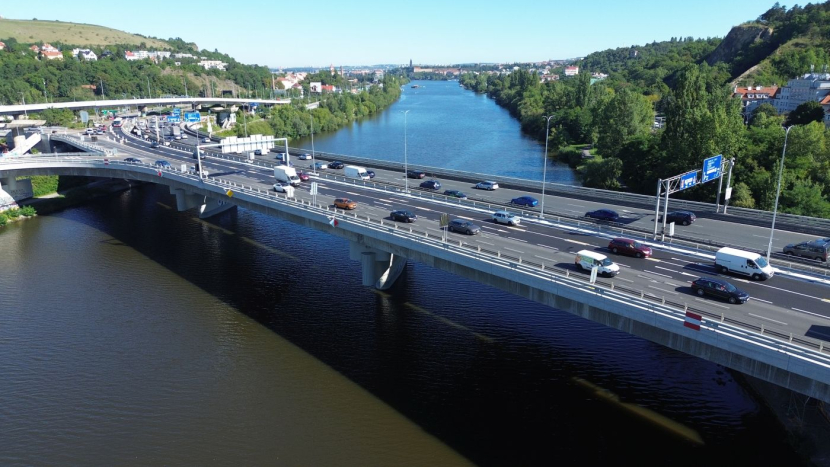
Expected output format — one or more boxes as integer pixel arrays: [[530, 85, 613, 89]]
[[344, 165, 370, 180], [714, 247, 774, 280], [274, 165, 301, 187]]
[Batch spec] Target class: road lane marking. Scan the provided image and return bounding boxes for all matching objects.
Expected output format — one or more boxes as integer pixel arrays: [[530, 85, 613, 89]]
[[456, 215, 475, 221], [614, 276, 634, 283], [748, 313, 787, 325], [654, 266, 679, 273], [646, 257, 661, 262], [506, 237, 527, 243], [643, 270, 672, 278], [648, 285, 678, 295], [504, 247, 525, 254], [534, 255, 556, 262], [565, 239, 591, 246], [752, 297, 772, 304], [791, 308, 830, 320], [536, 244, 559, 251], [695, 298, 729, 309]]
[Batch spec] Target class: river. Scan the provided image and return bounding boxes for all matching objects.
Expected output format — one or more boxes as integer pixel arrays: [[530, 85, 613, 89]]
[[0, 80, 810, 466]]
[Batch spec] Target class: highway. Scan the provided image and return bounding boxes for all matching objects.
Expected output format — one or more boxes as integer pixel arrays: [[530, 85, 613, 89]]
[[57, 122, 830, 348]]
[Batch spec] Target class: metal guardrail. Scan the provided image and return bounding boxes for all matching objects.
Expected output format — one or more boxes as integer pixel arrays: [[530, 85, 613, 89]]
[[49, 133, 113, 156], [2, 154, 829, 361]]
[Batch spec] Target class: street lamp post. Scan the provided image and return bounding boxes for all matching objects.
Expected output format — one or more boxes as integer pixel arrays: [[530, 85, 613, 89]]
[[310, 113, 316, 175], [19, 92, 27, 118], [766, 125, 794, 263], [402, 110, 410, 192], [542, 115, 555, 218]]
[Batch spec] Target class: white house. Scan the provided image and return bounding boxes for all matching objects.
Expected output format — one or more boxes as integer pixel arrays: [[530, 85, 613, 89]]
[[564, 66, 579, 76], [199, 60, 228, 71], [769, 72, 830, 124], [72, 48, 98, 61]]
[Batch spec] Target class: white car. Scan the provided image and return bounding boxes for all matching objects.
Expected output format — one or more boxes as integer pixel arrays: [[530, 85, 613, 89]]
[[203, 137, 211, 143], [311, 162, 327, 170], [181, 134, 188, 139], [297, 153, 312, 160], [475, 180, 499, 190], [492, 210, 521, 226], [273, 181, 291, 193]]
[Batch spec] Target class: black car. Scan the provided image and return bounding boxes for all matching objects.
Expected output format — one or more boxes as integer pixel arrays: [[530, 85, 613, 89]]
[[407, 169, 426, 179], [254, 149, 262, 156], [192, 151, 205, 159], [420, 179, 441, 190], [585, 209, 620, 222], [691, 277, 749, 304], [444, 189, 467, 199], [124, 157, 142, 163], [366, 169, 376, 179], [664, 210, 696, 226], [448, 219, 481, 235], [329, 161, 345, 169], [390, 210, 417, 222]]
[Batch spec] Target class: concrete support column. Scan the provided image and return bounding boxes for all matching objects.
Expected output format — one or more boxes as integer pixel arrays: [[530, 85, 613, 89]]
[[12, 135, 25, 150], [199, 197, 236, 219], [0, 176, 18, 192], [350, 242, 406, 289], [169, 187, 202, 211]]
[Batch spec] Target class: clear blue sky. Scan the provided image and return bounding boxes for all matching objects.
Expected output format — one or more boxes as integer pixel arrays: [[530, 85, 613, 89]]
[[2, 0, 775, 68]]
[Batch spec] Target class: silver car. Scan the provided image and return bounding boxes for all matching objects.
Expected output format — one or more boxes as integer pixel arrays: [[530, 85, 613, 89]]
[[475, 180, 499, 190], [448, 219, 481, 235], [492, 210, 520, 226]]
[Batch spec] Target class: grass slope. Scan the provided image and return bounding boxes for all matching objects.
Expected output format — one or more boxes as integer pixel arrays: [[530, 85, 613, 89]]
[[0, 18, 169, 48]]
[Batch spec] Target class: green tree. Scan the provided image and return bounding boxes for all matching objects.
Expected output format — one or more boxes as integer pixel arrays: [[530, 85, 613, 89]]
[[594, 88, 654, 158], [581, 156, 622, 189], [785, 101, 825, 126]]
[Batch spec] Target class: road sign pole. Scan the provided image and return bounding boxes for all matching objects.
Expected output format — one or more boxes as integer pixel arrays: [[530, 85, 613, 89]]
[[661, 180, 670, 242], [653, 178, 662, 240], [723, 158, 735, 214], [715, 160, 725, 213]]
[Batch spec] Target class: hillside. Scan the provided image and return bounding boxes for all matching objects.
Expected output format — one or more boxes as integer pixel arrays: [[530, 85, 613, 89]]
[[0, 18, 169, 49]]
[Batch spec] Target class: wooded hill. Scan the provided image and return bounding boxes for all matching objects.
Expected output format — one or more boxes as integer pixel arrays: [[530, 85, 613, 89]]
[[460, 1, 830, 218]]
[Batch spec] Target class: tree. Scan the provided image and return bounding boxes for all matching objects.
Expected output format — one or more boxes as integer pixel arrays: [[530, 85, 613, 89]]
[[594, 88, 654, 158], [581, 156, 622, 189], [785, 101, 825, 126]]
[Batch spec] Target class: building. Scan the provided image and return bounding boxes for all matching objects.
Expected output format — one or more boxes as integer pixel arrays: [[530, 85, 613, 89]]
[[173, 53, 194, 59], [733, 85, 779, 115], [72, 48, 98, 61], [41, 43, 59, 53], [42, 50, 63, 60], [125, 50, 170, 62], [769, 71, 830, 124], [124, 51, 138, 61], [29, 45, 40, 53], [0, 41, 5, 51], [198, 60, 227, 71], [564, 66, 579, 76]]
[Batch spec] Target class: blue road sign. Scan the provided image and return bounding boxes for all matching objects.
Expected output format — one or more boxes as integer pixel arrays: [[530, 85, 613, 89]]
[[679, 171, 697, 191], [184, 112, 200, 123], [172, 107, 181, 115], [167, 115, 181, 123], [701, 154, 723, 184]]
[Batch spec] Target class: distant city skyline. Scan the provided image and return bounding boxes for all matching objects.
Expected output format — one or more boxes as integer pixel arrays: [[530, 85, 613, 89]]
[[2, 1, 776, 68]]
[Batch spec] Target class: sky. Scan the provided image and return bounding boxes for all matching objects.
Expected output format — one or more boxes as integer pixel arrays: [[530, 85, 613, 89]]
[[1, 0, 778, 68]]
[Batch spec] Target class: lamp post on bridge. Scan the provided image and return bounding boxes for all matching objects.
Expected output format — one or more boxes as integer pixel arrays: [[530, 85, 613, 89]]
[[310, 113, 317, 175], [766, 125, 794, 263], [541, 115, 555, 218], [402, 109, 410, 193]]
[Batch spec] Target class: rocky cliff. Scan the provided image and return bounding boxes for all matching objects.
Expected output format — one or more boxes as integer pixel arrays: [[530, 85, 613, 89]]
[[706, 24, 773, 66]]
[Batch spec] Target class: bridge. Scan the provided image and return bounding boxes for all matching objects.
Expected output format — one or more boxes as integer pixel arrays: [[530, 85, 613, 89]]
[[2, 131, 830, 405], [0, 97, 291, 117]]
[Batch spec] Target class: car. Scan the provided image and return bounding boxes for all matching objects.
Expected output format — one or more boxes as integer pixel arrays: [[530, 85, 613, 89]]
[[585, 209, 620, 222], [390, 210, 417, 222], [150, 141, 160, 148], [475, 181, 499, 190], [297, 153, 313, 160], [407, 169, 426, 179], [334, 198, 357, 210], [297, 171, 310, 182], [663, 210, 696, 226], [124, 157, 142, 163], [511, 196, 538, 207], [366, 169, 376, 179], [447, 219, 481, 235], [783, 241, 828, 262], [329, 161, 345, 169], [273, 181, 291, 193], [254, 149, 263, 156], [444, 190, 467, 199], [420, 179, 441, 190], [492, 210, 521, 226], [312, 162, 328, 170], [202, 137, 211, 143], [189, 165, 209, 177], [162, 140, 171, 146], [691, 277, 749, 304], [174, 135, 182, 140], [608, 237, 652, 258], [154, 160, 171, 168], [180, 134, 187, 139]]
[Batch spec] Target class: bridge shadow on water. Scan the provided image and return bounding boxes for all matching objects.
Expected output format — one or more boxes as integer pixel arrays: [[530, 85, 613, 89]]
[[43, 183, 814, 467]]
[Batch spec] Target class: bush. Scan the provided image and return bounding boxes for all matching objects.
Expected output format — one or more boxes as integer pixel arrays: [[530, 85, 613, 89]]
[[557, 147, 584, 168], [0, 213, 7, 226], [6, 208, 20, 218], [19, 205, 36, 216]]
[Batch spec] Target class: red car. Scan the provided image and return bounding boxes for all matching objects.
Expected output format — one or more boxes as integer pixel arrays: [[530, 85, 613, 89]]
[[608, 237, 652, 258], [297, 170, 310, 182]]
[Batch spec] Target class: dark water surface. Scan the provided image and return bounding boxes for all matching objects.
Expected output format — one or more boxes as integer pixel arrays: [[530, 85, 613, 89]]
[[0, 185, 807, 466], [293, 80, 578, 184]]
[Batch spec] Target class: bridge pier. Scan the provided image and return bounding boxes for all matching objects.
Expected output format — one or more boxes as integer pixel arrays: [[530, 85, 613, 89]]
[[170, 187, 236, 219], [199, 197, 236, 219], [350, 242, 406, 290]]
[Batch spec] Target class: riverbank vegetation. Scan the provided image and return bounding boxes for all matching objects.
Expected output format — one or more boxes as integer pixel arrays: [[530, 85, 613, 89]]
[[0, 205, 36, 227], [459, 3, 830, 217]]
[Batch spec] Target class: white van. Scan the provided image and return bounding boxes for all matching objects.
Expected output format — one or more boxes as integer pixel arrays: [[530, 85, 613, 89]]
[[714, 247, 774, 280], [575, 250, 620, 277], [344, 165, 370, 180]]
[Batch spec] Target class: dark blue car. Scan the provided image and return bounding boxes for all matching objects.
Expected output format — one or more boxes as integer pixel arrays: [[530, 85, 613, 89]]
[[585, 209, 620, 222], [511, 196, 538, 207]]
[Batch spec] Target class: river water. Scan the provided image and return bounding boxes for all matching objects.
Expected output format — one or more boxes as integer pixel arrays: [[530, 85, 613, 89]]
[[294, 80, 578, 184], [0, 80, 810, 466]]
